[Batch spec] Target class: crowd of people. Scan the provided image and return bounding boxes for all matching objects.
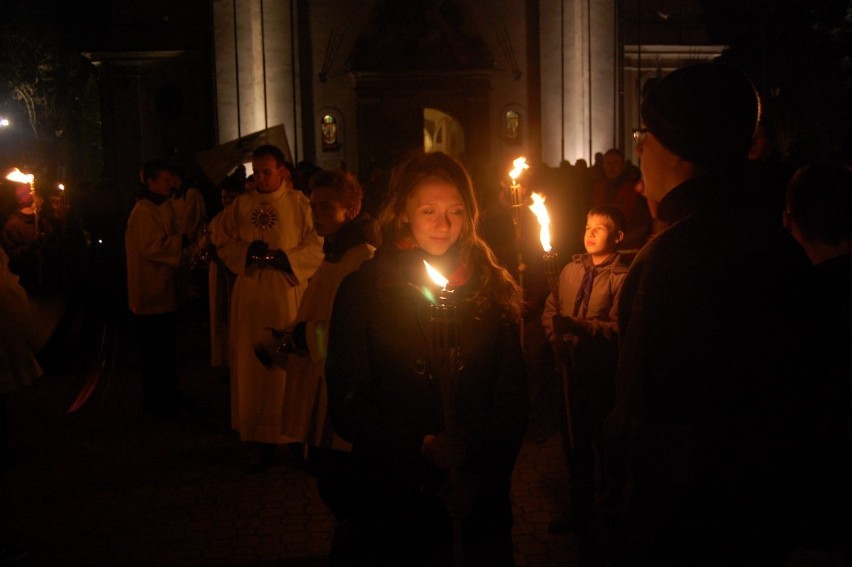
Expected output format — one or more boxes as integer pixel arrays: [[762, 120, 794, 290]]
[[2, 62, 850, 566]]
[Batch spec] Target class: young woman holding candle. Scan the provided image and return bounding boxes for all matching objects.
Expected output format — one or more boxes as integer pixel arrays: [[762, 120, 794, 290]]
[[326, 151, 529, 566]]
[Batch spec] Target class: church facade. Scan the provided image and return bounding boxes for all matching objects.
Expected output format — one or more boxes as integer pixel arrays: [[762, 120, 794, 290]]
[[211, 0, 720, 176], [87, 0, 720, 190]]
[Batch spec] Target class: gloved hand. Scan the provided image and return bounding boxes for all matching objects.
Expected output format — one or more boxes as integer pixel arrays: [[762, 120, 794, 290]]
[[270, 325, 305, 355], [266, 249, 292, 274], [255, 326, 298, 370], [553, 314, 584, 335], [246, 240, 269, 265]]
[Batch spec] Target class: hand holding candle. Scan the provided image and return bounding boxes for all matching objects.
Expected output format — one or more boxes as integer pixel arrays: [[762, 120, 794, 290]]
[[423, 259, 465, 563], [423, 259, 459, 381]]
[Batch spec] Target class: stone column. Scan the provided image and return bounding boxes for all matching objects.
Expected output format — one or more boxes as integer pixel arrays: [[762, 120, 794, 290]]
[[539, 0, 617, 166], [212, 0, 299, 159]]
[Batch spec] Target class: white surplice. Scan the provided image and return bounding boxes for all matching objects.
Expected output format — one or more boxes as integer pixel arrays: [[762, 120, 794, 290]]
[[281, 241, 374, 450], [0, 247, 42, 394], [216, 187, 323, 443], [206, 211, 233, 368]]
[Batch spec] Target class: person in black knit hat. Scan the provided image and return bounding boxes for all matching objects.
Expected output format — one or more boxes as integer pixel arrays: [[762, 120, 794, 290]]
[[594, 63, 820, 566], [639, 63, 760, 174]]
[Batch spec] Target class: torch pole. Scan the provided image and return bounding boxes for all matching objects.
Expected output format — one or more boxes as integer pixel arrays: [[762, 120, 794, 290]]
[[30, 180, 43, 287], [509, 179, 525, 347], [29, 180, 39, 236], [543, 252, 575, 449], [429, 288, 464, 567], [543, 251, 560, 305]]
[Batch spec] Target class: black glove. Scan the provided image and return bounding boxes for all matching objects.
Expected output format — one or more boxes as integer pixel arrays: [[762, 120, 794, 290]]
[[266, 249, 292, 273], [246, 240, 269, 265], [553, 314, 585, 336]]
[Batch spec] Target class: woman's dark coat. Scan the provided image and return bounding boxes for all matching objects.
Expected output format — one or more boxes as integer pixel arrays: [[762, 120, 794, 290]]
[[326, 247, 529, 566]]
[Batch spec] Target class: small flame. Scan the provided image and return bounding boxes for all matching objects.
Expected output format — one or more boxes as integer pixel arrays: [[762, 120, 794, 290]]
[[529, 192, 552, 252], [5, 168, 34, 185], [509, 156, 528, 181], [423, 260, 449, 290], [58, 183, 65, 191]]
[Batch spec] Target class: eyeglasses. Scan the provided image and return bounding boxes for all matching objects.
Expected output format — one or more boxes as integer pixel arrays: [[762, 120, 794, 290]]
[[632, 128, 649, 144]]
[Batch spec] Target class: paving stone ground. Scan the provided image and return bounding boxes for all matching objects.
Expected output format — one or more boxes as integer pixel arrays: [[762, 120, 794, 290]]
[[1, 312, 576, 566]]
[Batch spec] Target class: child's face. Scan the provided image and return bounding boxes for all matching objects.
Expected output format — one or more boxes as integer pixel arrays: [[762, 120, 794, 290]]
[[584, 214, 621, 256], [310, 186, 353, 238]]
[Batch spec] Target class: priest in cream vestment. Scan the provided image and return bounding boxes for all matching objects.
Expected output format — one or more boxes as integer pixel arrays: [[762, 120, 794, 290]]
[[216, 145, 323, 445]]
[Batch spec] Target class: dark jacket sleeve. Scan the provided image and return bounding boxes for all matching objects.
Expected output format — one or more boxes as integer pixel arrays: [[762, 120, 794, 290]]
[[326, 271, 375, 444], [325, 269, 432, 460]]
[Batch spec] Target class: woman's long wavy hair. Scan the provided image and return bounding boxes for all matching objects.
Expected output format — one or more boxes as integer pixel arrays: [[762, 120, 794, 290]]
[[379, 151, 523, 320]]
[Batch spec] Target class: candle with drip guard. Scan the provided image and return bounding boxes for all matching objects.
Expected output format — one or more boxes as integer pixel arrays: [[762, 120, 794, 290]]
[[423, 259, 464, 566]]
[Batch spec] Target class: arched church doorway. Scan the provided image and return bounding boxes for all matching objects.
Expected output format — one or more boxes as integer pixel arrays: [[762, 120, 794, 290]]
[[423, 108, 465, 157], [352, 72, 492, 179]]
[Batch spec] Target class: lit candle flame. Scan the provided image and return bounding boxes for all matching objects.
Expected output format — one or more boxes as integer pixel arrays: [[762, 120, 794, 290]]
[[529, 192, 552, 252], [5, 168, 34, 185], [509, 157, 528, 181], [58, 183, 65, 191], [423, 260, 449, 290]]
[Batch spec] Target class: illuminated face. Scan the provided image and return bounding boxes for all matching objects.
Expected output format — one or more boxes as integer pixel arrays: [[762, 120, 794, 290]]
[[251, 154, 291, 194], [147, 170, 173, 197], [310, 186, 353, 238], [584, 213, 623, 257], [403, 180, 465, 256]]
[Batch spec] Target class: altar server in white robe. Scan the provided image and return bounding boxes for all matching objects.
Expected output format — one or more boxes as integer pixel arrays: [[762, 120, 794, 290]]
[[279, 169, 376, 451]]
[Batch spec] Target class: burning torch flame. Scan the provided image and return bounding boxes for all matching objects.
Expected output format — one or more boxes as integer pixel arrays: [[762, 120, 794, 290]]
[[5, 168, 34, 185], [509, 157, 528, 181], [423, 260, 449, 290], [529, 192, 552, 253]]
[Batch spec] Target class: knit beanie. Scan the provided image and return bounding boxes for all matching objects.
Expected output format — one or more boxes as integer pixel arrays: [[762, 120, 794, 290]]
[[641, 63, 760, 172]]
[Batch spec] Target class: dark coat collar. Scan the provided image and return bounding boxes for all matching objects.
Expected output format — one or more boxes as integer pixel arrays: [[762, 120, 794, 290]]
[[136, 187, 169, 206], [657, 174, 739, 226], [323, 214, 375, 263]]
